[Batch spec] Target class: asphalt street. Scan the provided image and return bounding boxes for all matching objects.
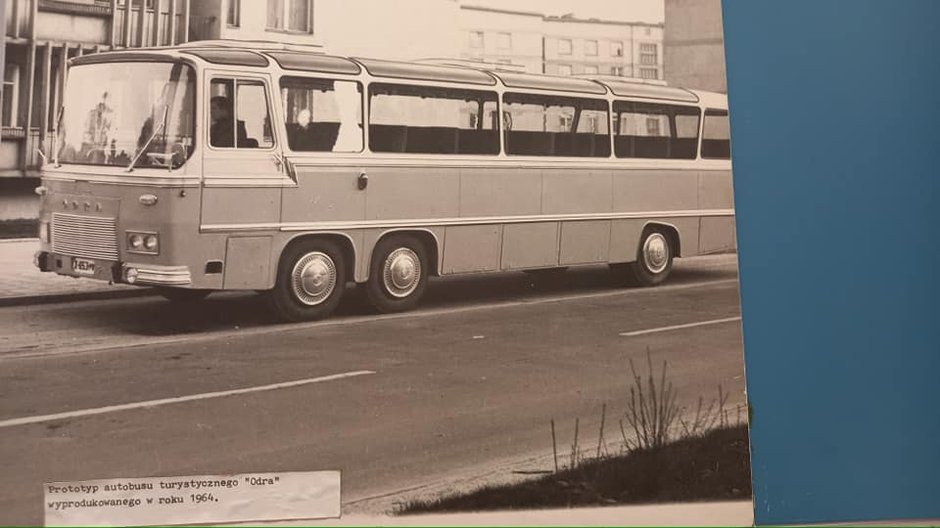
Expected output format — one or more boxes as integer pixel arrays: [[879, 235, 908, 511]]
[[0, 254, 745, 525]]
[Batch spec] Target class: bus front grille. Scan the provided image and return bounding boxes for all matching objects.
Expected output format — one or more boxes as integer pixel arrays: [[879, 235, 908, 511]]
[[51, 213, 119, 261]]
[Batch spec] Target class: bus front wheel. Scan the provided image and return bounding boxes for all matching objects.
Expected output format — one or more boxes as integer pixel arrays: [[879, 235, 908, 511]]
[[366, 235, 429, 313], [617, 229, 674, 287], [269, 239, 346, 322]]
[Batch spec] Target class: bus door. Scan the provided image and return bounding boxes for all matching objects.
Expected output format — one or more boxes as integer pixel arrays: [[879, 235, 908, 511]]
[[200, 72, 291, 230]]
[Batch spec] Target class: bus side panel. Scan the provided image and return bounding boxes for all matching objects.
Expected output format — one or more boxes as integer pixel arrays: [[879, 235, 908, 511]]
[[202, 187, 282, 226], [459, 168, 540, 217], [441, 225, 502, 274], [698, 168, 736, 254], [612, 169, 698, 212], [667, 216, 700, 257], [365, 167, 459, 220], [698, 169, 735, 210], [609, 219, 645, 263], [501, 222, 559, 270], [541, 169, 613, 214], [282, 166, 367, 223], [223, 236, 272, 289], [560, 220, 611, 265], [700, 217, 737, 254]]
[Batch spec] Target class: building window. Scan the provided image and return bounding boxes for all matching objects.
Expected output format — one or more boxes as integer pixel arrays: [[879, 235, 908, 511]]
[[227, 0, 240, 27], [584, 65, 598, 75], [2, 64, 20, 128], [557, 64, 572, 76], [640, 43, 658, 66], [640, 68, 658, 80], [558, 39, 572, 55], [585, 40, 598, 56], [267, 0, 312, 33], [469, 31, 484, 48], [611, 41, 624, 57], [497, 32, 511, 50]]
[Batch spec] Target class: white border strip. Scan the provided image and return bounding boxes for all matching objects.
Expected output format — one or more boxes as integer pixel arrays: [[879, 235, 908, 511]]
[[0, 370, 376, 429], [619, 316, 742, 337]]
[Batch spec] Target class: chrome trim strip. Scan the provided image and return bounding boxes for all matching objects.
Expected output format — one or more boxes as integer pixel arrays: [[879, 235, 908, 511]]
[[122, 264, 192, 286], [201, 209, 735, 233]]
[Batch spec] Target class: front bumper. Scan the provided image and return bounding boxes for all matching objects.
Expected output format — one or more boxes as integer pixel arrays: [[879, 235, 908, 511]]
[[35, 251, 192, 287]]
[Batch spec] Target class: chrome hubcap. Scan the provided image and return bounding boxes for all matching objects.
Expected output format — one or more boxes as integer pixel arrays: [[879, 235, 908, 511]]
[[383, 248, 421, 298], [291, 252, 337, 306], [643, 233, 670, 274]]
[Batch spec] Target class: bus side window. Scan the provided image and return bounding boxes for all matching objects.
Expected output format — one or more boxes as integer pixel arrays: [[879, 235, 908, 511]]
[[280, 76, 363, 153], [702, 109, 731, 159], [209, 78, 273, 149], [613, 102, 698, 160], [502, 93, 609, 158], [368, 84, 499, 155], [614, 101, 671, 159]]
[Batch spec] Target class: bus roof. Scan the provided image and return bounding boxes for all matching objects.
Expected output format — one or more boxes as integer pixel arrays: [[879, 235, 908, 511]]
[[71, 44, 723, 105]]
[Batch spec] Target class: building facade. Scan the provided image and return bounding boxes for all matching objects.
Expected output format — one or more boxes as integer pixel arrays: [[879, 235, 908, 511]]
[[458, 5, 664, 78], [663, 0, 726, 92]]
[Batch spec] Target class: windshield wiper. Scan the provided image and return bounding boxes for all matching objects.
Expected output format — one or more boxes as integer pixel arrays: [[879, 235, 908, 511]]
[[127, 104, 169, 172]]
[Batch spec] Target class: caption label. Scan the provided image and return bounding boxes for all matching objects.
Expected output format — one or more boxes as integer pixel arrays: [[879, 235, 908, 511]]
[[44, 471, 340, 526]]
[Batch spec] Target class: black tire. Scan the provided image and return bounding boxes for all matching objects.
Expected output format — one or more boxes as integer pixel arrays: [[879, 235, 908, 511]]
[[366, 235, 429, 313], [618, 228, 674, 287], [268, 239, 346, 322], [156, 287, 211, 303]]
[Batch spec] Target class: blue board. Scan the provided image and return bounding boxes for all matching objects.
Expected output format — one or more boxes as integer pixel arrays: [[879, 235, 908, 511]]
[[722, 0, 940, 524]]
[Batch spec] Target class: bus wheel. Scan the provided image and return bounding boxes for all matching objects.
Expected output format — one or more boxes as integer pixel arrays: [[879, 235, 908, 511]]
[[156, 287, 211, 303], [366, 235, 429, 313], [269, 239, 346, 322], [624, 229, 674, 287]]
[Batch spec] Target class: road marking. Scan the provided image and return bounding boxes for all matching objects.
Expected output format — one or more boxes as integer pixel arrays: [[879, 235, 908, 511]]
[[2, 277, 739, 360], [0, 370, 375, 429], [619, 316, 742, 337]]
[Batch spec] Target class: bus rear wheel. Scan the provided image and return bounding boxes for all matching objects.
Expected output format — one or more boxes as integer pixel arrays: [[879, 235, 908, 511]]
[[618, 228, 674, 287], [366, 235, 429, 313], [269, 239, 346, 322]]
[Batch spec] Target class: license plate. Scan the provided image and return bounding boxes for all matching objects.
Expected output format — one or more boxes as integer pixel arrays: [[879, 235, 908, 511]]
[[71, 258, 96, 276]]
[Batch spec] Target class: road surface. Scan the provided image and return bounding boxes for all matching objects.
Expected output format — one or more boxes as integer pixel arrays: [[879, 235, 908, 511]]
[[0, 255, 745, 525]]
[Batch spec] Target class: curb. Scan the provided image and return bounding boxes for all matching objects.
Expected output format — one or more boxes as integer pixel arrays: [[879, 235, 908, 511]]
[[0, 288, 157, 308]]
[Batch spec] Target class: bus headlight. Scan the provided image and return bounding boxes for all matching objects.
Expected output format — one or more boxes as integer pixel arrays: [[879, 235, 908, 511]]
[[127, 231, 159, 255], [144, 235, 159, 251], [39, 220, 50, 243]]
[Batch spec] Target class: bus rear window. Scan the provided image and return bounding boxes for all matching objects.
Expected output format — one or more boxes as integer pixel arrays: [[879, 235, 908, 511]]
[[369, 84, 499, 155], [702, 109, 731, 159]]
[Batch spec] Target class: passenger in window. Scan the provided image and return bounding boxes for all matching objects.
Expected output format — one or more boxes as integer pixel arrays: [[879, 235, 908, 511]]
[[209, 95, 248, 148]]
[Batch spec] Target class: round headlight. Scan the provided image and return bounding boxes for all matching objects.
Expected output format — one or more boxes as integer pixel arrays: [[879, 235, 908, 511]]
[[144, 235, 158, 250], [129, 234, 143, 249]]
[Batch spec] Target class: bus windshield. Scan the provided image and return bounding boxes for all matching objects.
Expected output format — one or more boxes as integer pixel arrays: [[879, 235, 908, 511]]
[[57, 62, 195, 170]]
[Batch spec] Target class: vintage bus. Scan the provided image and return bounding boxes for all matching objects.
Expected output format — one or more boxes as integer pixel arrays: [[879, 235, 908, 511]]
[[33, 41, 734, 322]]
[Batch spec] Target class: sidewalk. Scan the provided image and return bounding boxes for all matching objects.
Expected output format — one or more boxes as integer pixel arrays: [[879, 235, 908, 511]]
[[0, 238, 149, 306]]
